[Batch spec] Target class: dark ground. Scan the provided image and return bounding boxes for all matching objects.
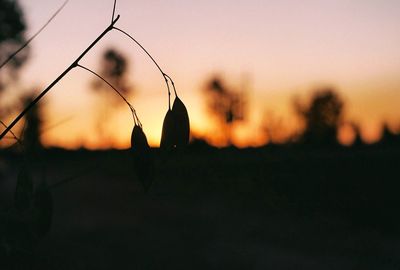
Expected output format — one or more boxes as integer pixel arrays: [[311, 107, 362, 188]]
[[1, 143, 400, 269]]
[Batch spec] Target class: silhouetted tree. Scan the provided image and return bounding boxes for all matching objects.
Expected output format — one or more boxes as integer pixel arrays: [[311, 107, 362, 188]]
[[349, 122, 364, 147], [203, 76, 247, 145], [91, 48, 133, 141], [22, 94, 43, 155], [380, 123, 399, 145], [0, 0, 30, 150], [92, 48, 131, 96], [294, 89, 344, 146], [0, 0, 29, 120], [0, 0, 28, 87]]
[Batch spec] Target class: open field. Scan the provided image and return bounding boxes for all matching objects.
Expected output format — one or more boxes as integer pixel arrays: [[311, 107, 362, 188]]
[[1, 144, 400, 269]]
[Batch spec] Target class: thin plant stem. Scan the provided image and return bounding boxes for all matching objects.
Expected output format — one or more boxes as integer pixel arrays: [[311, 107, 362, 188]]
[[113, 27, 164, 76], [111, 0, 117, 23], [112, 27, 178, 108], [0, 120, 22, 145], [0, 0, 70, 70], [134, 110, 142, 127], [77, 64, 132, 109], [164, 74, 178, 97], [0, 15, 121, 141], [167, 77, 171, 110], [76, 64, 141, 125]]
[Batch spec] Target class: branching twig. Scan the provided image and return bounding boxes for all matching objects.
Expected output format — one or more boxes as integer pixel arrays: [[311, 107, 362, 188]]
[[0, 0, 70, 70], [0, 15, 121, 141]]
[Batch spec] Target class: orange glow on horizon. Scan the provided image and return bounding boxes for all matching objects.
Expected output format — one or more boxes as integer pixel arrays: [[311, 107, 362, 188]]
[[1, 1, 399, 149], [0, 116, 392, 150]]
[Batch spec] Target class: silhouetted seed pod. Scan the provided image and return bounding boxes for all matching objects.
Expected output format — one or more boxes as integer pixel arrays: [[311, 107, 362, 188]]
[[32, 182, 53, 238], [131, 124, 150, 151], [172, 97, 190, 147], [160, 109, 177, 150], [14, 166, 33, 212], [130, 125, 154, 192]]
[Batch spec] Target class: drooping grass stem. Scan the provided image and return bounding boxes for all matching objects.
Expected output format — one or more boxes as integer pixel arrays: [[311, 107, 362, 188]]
[[113, 27, 165, 80], [77, 64, 141, 126], [112, 27, 178, 109], [0, 15, 121, 141]]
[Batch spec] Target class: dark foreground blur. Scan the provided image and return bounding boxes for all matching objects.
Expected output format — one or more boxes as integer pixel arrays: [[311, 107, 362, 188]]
[[1, 143, 400, 269]]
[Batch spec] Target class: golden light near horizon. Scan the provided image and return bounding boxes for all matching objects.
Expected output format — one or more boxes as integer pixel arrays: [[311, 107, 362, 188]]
[[1, 0, 400, 148]]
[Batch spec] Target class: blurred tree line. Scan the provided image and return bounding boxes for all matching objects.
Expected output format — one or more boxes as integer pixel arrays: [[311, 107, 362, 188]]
[[0, 0, 41, 154], [201, 75, 400, 148], [202, 76, 247, 146], [0, 0, 133, 150], [1, 0, 399, 150], [91, 47, 133, 143]]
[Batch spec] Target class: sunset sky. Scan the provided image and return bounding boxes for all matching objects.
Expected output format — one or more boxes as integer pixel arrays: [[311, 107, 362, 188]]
[[3, 0, 400, 148]]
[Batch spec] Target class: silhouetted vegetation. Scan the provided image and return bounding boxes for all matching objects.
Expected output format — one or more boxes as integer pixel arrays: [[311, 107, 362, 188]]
[[0, 0, 28, 74], [203, 76, 247, 145], [1, 1, 400, 269], [294, 88, 344, 146], [92, 47, 132, 97], [22, 94, 43, 155], [380, 123, 400, 146], [0, 0, 29, 131], [91, 47, 133, 140]]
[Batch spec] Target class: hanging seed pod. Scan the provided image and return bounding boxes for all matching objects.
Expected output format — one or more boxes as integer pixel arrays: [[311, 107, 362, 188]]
[[131, 124, 150, 151], [131, 125, 155, 192], [172, 97, 190, 147], [160, 109, 177, 150], [32, 181, 53, 238], [14, 165, 33, 212]]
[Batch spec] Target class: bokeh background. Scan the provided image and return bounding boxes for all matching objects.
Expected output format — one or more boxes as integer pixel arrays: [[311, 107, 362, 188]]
[[1, 1, 400, 269], [1, 0, 400, 149]]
